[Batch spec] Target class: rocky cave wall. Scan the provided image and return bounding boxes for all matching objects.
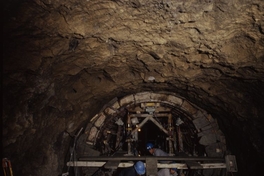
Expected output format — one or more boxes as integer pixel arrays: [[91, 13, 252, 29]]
[[2, 0, 264, 176]]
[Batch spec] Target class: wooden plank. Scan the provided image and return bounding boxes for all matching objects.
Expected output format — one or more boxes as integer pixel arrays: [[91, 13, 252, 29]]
[[78, 156, 224, 162], [67, 161, 226, 170], [67, 161, 106, 167], [129, 113, 170, 117], [104, 160, 120, 169], [185, 161, 203, 169]]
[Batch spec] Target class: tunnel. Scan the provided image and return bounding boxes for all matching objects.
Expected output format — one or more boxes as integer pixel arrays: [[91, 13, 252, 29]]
[[2, 0, 264, 176], [71, 92, 228, 176]]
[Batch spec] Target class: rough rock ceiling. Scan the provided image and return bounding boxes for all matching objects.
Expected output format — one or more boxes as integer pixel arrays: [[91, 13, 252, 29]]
[[2, 0, 264, 176]]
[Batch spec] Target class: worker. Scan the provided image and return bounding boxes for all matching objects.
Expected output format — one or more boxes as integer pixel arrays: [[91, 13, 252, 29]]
[[146, 142, 178, 176], [146, 142, 169, 157], [158, 168, 178, 176], [118, 161, 146, 176]]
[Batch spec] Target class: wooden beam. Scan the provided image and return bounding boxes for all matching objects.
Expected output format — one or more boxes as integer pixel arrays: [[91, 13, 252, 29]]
[[104, 160, 120, 169], [67, 161, 226, 170], [185, 161, 203, 169], [129, 113, 170, 118], [131, 116, 150, 134], [78, 156, 225, 161], [149, 116, 168, 135]]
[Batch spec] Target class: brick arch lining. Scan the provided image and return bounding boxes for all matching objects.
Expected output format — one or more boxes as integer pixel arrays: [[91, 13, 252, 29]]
[[84, 91, 226, 157]]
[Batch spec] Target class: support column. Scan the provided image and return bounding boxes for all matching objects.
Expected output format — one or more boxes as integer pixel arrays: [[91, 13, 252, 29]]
[[177, 126, 183, 152], [146, 158, 157, 176], [126, 114, 132, 155], [168, 114, 174, 155]]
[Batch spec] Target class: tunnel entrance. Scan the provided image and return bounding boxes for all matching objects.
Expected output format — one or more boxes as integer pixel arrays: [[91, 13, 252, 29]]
[[65, 92, 237, 176]]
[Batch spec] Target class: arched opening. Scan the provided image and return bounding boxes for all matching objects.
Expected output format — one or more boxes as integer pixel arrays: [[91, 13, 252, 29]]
[[66, 92, 235, 176]]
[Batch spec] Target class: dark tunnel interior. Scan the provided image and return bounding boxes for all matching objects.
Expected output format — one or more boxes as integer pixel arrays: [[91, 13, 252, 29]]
[[2, 0, 264, 176]]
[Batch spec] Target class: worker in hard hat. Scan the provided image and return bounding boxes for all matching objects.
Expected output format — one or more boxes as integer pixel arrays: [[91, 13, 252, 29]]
[[146, 142, 178, 176], [118, 161, 146, 176], [158, 168, 178, 176], [146, 142, 169, 157]]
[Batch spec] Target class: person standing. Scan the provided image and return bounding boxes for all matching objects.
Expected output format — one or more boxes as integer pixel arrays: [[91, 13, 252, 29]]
[[118, 161, 146, 176]]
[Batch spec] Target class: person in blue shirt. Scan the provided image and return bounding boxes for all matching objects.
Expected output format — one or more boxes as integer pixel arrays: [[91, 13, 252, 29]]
[[146, 143, 178, 176], [118, 161, 146, 176], [146, 142, 169, 157]]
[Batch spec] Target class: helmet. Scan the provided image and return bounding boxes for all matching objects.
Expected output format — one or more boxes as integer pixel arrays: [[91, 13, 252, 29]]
[[171, 168, 178, 172], [134, 161, 145, 175], [146, 142, 154, 150]]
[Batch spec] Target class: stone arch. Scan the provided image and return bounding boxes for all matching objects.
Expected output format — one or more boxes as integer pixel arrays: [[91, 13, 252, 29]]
[[82, 91, 226, 158]]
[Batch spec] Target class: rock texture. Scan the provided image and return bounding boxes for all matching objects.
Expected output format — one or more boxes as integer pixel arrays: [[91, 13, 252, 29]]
[[2, 0, 264, 176]]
